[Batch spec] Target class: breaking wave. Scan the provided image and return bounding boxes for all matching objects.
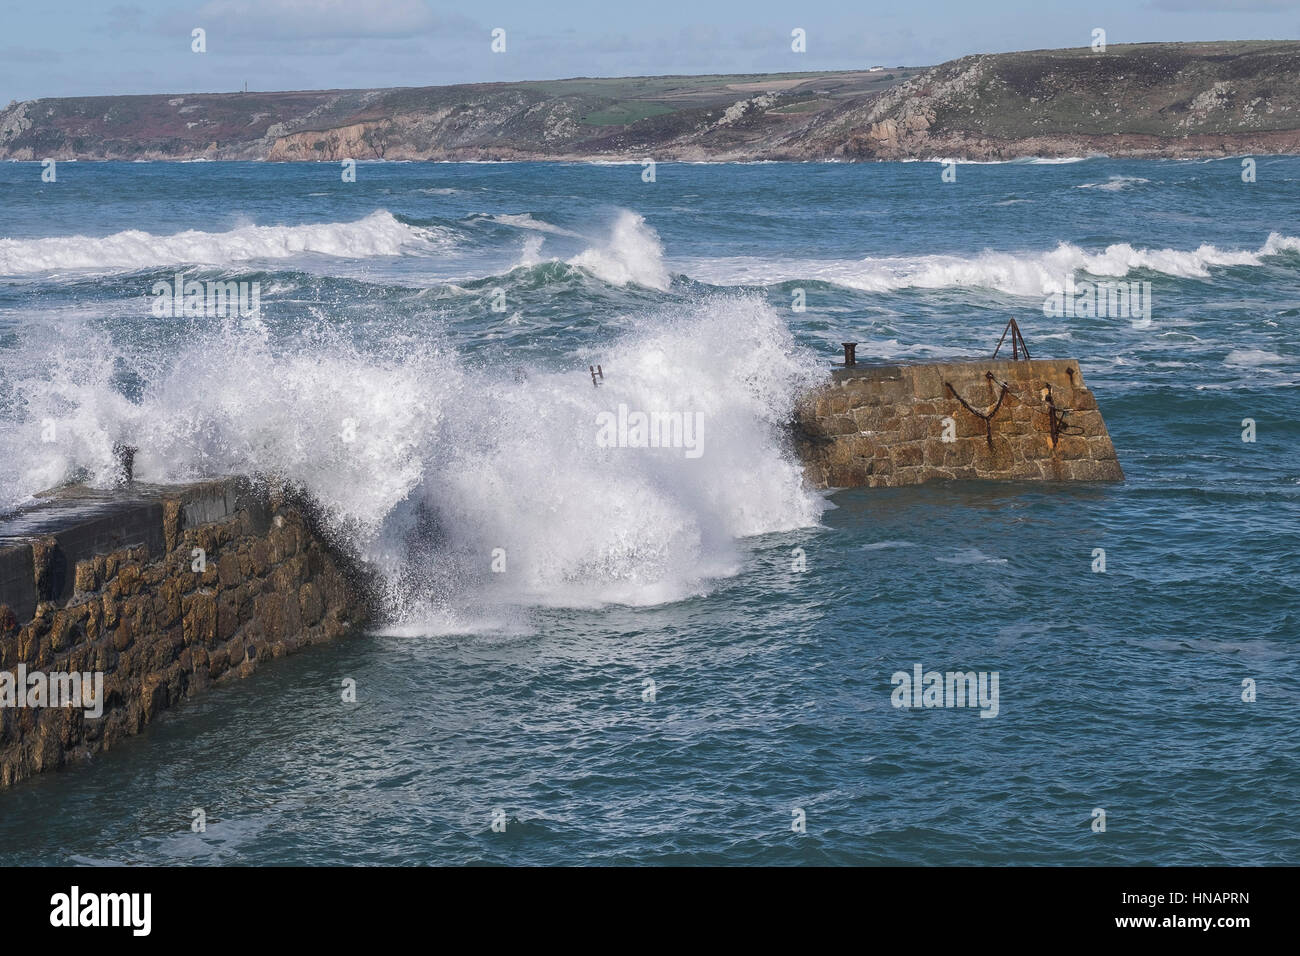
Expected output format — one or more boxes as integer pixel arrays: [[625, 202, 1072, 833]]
[[0, 211, 443, 275], [0, 293, 821, 622], [567, 210, 672, 291], [0, 205, 676, 294], [681, 233, 1300, 297]]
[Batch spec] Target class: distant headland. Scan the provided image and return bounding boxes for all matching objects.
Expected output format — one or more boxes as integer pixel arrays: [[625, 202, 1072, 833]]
[[2, 41, 1298, 163]]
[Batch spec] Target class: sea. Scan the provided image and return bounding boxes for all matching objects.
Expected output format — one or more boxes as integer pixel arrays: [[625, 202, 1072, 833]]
[[0, 157, 1296, 864]]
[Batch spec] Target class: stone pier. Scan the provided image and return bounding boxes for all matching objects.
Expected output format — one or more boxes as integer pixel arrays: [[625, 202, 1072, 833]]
[[794, 358, 1123, 488], [0, 478, 373, 789]]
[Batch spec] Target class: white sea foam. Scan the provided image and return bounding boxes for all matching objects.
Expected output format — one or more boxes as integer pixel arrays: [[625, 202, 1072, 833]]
[[1225, 349, 1286, 367], [1075, 176, 1151, 191], [0, 211, 442, 275], [913, 155, 1089, 165], [937, 548, 1008, 565], [1262, 232, 1300, 256], [0, 294, 821, 621], [488, 213, 583, 238], [679, 233, 1299, 297], [516, 234, 546, 268], [568, 210, 671, 290], [472, 209, 672, 289]]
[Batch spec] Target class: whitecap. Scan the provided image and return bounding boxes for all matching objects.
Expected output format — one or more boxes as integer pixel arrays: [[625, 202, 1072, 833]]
[[0, 211, 446, 275]]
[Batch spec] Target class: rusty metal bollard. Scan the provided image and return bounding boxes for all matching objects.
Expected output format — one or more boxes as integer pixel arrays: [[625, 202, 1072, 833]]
[[112, 442, 136, 486]]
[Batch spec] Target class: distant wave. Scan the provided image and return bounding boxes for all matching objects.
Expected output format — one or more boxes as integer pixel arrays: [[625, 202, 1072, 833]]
[[0, 202, 675, 293], [1075, 176, 1152, 191], [908, 156, 1091, 165], [680, 233, 1300, 297], [0, 211, 443, 275]]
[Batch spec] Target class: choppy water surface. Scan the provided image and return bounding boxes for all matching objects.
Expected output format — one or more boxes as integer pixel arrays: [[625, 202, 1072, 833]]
[[0, 159, 1296, 864]]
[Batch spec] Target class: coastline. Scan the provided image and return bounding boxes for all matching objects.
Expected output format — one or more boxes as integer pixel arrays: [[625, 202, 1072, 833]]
[[4, 41, 1297, 166], [4, 136, 1298, 165]]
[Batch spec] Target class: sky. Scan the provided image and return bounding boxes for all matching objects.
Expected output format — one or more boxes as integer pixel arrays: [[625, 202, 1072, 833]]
[[2, 0, 1298, 101]]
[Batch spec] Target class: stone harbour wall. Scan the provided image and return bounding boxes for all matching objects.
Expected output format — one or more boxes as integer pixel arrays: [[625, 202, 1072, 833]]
[[0, 358, 1123, 790], [0, 477, 373, 789], [794, 358, 1124, 488]]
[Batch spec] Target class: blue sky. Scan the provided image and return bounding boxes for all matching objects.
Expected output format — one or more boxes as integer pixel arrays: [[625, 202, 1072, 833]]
[[3, 0, 1298, 101]]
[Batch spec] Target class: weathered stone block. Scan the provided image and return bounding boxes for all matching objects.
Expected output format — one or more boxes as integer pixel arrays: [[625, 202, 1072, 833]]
[[217, 551, 242, 589], [893, 443, 924, 467], [73, 559, 98, 595], [1071, 388, 1099, 411], [254, 593, 287, 643], [893, 415, 924, 441], [182, 591, 217, 646], [217, 592, 240, 641], [117, 563, 141, 596]]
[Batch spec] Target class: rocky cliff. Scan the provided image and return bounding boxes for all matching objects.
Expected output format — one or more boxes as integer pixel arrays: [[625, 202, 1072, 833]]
[[812, 40, 1300, 161], [1, 41, 1297, 163]]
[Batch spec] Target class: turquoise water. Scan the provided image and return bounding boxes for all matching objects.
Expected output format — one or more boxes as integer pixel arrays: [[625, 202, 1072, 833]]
[[0, 158, 1297, 864]]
